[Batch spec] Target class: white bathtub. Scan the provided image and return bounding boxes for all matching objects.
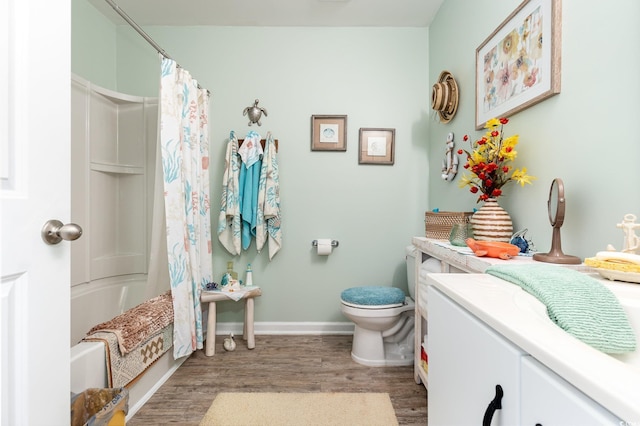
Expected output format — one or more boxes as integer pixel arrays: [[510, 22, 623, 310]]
[[70, 275, 183, 418], [70, 275, 148, 346]]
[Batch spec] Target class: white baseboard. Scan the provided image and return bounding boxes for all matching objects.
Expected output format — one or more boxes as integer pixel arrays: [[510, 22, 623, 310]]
[[215, 322, 355, 335]]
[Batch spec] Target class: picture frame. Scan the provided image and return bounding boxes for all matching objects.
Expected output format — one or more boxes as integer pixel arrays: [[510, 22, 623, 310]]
[[358, 128, 395, 165], [475, 0, 561, 129], [310, 115, 347, 151]]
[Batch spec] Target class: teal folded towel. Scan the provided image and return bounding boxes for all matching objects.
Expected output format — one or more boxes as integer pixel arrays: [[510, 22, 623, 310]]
[[486, 264, 636, 354]]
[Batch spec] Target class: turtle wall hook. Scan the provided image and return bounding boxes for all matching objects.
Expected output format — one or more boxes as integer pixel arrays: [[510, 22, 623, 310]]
[[243, 99, 268, 126]]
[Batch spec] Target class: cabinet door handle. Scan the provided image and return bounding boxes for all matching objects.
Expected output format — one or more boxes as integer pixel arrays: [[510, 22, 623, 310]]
[[482, 384, 504, 426]]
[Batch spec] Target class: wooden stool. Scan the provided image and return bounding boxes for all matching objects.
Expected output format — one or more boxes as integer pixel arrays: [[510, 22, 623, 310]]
[[201, 287, 262, 356]]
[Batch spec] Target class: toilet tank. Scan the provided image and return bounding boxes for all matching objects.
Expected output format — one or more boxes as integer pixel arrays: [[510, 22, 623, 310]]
[[405, 245, 417, 300]]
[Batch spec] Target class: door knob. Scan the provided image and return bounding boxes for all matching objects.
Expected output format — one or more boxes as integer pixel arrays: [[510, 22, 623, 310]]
[[41, 220, 83, 245]]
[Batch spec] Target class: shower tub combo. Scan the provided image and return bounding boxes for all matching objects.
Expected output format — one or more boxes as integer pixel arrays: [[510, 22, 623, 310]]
[[70, 277, 184, 418]]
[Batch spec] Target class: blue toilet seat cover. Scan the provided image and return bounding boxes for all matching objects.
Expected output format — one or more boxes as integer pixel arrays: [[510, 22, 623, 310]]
[[341, 286, 406, 306]]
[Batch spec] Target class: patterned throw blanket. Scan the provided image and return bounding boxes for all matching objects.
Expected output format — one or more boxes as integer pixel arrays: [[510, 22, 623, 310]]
[[83, 290, 174, 388], [86, 290, 173, 355], [85, 325, 173, 388]]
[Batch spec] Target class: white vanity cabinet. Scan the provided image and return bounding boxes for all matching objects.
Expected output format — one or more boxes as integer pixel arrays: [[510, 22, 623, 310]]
[[521, 357, 619, 425], [411, 237, 534, 387], [428, 283, 621, 425], [428, 285, 524, 425]]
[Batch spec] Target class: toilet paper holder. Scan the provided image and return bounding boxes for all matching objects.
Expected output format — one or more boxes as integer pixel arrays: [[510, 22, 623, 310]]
[[311, 240, 339, 248]]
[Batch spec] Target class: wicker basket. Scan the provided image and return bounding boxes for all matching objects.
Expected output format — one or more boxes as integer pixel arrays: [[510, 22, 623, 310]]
[[425, 211, 474, 240]]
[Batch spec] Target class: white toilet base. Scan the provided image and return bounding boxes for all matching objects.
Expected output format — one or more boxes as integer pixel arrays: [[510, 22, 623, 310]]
[[349, 312, 414, 367], [351, 351, 413, 367]]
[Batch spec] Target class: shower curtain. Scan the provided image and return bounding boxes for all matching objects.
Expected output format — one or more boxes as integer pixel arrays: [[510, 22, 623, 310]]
[[159, 57, 213, 358]]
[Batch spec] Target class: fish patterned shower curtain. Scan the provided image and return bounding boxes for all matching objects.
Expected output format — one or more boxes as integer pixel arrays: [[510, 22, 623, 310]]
[[160, 57, 213, 358]]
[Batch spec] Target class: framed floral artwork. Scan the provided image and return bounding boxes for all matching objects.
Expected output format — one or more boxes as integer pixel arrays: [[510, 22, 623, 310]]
[[311, 115, 347, 151], [358, 128, 395, 165], [475, 0, 561, 129]]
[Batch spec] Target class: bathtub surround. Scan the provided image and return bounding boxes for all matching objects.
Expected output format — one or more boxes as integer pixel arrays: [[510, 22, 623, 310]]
[[159, 57, 213, 358]]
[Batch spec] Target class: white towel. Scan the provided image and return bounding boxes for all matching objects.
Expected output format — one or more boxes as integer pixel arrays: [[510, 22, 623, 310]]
[[237, 130, 263, 168]]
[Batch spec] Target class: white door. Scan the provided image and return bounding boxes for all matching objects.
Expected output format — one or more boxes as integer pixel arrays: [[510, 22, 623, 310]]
[[1, 0, 71, 424]]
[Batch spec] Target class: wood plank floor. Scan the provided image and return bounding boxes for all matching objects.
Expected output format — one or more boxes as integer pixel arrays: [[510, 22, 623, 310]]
[[128, 334, 427, 425]]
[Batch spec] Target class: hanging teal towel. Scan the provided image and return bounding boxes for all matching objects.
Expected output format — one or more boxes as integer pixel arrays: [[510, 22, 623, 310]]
[[486, 264, 637, 354]]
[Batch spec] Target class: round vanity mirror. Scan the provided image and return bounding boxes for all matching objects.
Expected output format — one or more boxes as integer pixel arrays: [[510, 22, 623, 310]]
[[533, 178, 581, 264], [548, 178, 563, 227]]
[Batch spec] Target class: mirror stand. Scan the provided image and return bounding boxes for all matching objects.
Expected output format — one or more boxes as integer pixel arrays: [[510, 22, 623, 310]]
[[533, 178, 581, 265], [533, 226, 581, 264]]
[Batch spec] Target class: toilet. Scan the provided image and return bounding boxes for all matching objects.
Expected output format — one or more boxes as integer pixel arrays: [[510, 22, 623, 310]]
[[340, 246, 418, 367]]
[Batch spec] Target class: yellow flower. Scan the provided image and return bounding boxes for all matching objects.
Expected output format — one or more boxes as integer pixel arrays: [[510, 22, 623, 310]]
[[511, 168, 537, 186], [458, 174, 474, 189], [485, 118, 501, 129], [502, 134, 519, 147], [470, 150, 485, 165]]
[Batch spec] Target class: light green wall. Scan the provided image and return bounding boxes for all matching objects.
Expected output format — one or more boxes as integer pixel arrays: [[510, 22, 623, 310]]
[[428, 0, 640, 259], [71, 7, 431, 323], [72, 0, 640, 324], [71, 0, 117, 89]]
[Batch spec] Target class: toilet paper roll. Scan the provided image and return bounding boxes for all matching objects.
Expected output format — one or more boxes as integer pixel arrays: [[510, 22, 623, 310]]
[[316, 239, 333, 255]]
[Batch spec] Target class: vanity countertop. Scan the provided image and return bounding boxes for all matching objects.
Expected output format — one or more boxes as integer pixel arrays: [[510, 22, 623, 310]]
[[412, 237, 593, 273], [426, 272, 640, 422], [412, 237, 536, 272]]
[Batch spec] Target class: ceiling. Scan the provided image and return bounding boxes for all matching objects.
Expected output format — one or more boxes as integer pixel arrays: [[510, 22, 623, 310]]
[[89, 0, 445, 27]]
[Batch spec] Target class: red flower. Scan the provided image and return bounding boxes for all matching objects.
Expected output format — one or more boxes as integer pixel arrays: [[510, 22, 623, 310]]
[[492, 188, 502, 196], [502, 166, 509, 173], [485, 162, 498, 172], [463, 135, 469, 141], [491, 131, 499, 137], [470, 187, 479, 193], [499, 117, 509, 124], [485, 179, 493, 187], [457, 149, 463, 155], [505, 146, 513, 152]]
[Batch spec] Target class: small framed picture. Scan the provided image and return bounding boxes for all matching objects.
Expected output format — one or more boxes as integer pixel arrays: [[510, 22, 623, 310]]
[[358, 128, 395, 165], [311, 115, 347, 151]]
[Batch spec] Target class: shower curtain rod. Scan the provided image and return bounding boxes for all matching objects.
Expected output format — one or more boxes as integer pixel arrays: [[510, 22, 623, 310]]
[[104, 0, 173, 60], [104, 0, 209, 93]]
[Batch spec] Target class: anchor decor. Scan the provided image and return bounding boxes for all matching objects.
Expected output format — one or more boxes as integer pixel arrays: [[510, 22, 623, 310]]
[[243, 99, 268, 126], [441, 132, 458, 181]]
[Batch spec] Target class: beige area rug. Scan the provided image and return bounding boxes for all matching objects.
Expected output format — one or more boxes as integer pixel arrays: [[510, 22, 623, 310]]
[[199, 392, 399, 426]]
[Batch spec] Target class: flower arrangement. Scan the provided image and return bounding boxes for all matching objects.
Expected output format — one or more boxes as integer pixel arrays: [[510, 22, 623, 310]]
[[458, 117, 535, 202]]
